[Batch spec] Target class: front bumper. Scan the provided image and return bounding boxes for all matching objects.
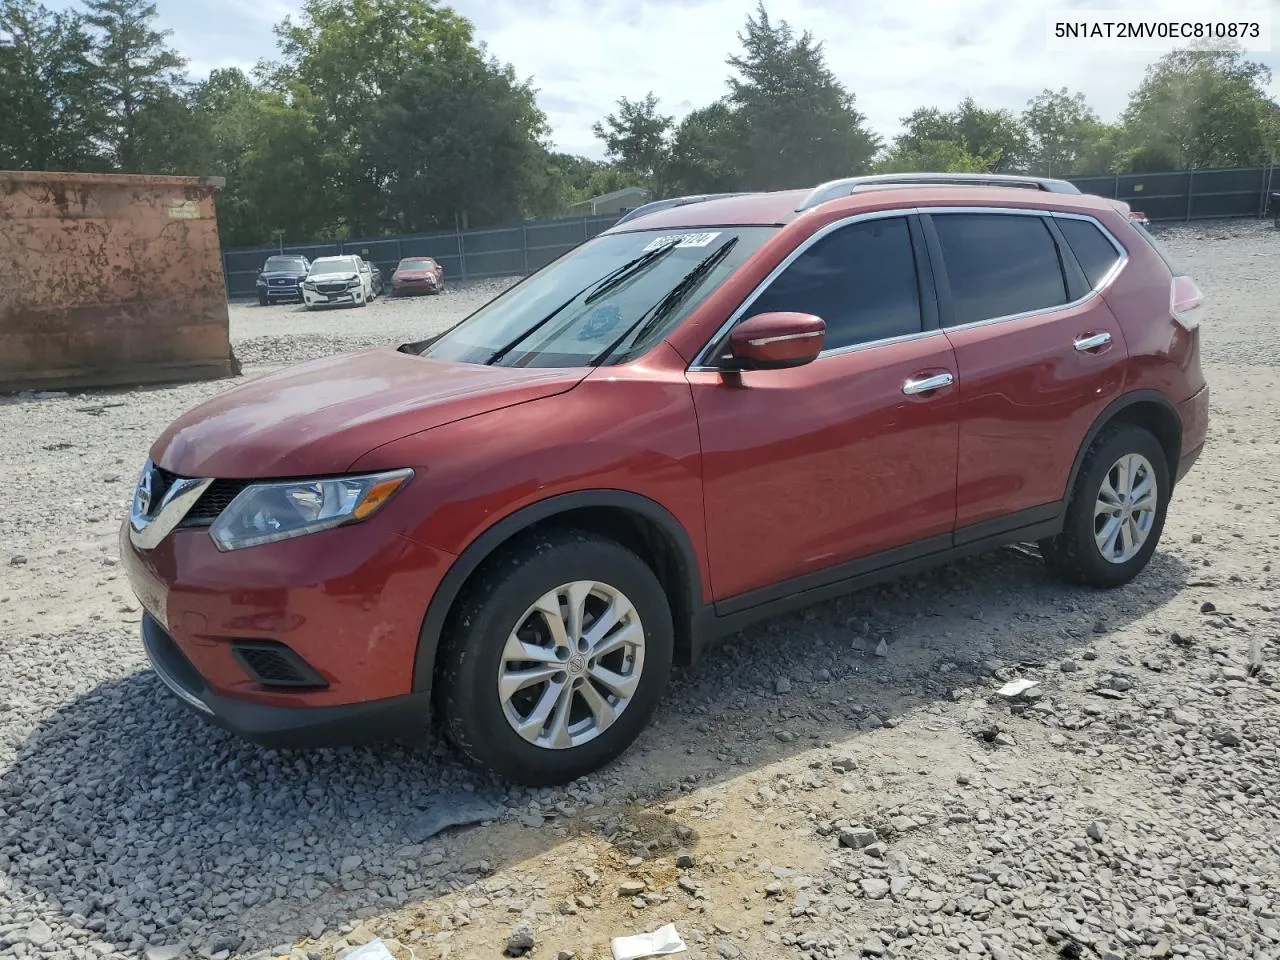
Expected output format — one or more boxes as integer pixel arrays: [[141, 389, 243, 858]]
[[142, 613, 432, 747], [392, 279, 438, 295], [303, 286, 364, 306], [118, 514, 454, 714]]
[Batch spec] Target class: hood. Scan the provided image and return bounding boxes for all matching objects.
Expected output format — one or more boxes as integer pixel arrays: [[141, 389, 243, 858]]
[[260, 269, 307, 279], [152, 348, 589, 478], [308, 272, 359, 282], [394, 270, 435, 280]]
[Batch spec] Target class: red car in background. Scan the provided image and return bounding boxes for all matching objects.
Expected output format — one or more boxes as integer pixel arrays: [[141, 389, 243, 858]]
[[391, 256, 445, 295]]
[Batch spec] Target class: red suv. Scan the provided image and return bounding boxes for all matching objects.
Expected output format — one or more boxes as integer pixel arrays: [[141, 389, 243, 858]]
[[121, 174, 1208, 785]]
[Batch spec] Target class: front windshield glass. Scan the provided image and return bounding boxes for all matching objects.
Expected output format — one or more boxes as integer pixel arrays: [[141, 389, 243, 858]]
[[309, 259, 357, 275], [419, 226, 776, 368], [264, 257, 306, 272], [399, 258, 434, 269]]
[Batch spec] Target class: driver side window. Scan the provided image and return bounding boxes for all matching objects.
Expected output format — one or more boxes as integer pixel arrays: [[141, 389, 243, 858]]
[[742, 216, 923, 352]]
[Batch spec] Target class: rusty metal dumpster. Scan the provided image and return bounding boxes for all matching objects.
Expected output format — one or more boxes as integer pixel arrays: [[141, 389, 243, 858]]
[[0, 170, 235, 392]]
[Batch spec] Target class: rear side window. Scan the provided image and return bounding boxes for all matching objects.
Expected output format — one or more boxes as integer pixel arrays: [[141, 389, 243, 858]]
[[744, 216, 922, 351], [1056, 217, 1122, 287], [931, 213, 1068, 326], [1132, 221, 1183, 275]]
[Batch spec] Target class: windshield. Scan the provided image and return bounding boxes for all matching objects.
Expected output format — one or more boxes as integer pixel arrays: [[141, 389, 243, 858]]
[[419, 227, 776, 367], [264, 257, 306, 272], [310, 259, 358, 275], [399, 259, 434, 269]]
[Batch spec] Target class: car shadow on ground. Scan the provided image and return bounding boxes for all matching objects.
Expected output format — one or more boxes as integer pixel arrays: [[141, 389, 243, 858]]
[[0, 545, 1192, 953]]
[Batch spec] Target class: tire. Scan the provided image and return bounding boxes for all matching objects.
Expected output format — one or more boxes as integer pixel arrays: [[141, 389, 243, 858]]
[[1040, 423, 1171, 588], [258, 293, 269, 306], [438, 530, 674, 785]]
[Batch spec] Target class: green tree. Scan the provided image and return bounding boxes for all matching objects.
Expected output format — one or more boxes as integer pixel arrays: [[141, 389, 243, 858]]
[[1074, 122, 1126, 174], [722, 3, 878, 189], [82, 0, 187, 172], [360, 52, 553, 232], [888, 97, 1028, 173], [178, 68, 339, 244], [591, 92, 673, 196], [873, 139, 998, 174], [1022, 88, 1106, 176], [271, 0, 537, 235], [666, 101, 742, 194], [274, 0, 474, 130], [1121, 48, 1277, 169], [0, 0, 100, 170]]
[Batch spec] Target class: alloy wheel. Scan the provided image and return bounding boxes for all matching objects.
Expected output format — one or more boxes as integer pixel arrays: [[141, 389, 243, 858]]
[[497, 580, 645, 750], [1094, 452, 1158, 564]]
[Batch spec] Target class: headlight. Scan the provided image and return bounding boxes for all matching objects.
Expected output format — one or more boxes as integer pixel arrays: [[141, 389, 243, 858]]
[[209, 469, 413, 551], [347, 278, 362, 288], [256, 279, 267, 287], [301, 280, 316, 289]]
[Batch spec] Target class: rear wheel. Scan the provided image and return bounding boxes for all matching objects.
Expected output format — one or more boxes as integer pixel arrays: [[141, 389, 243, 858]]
[[1040, 423, 1170, 588], [438, 530, 673, 785]]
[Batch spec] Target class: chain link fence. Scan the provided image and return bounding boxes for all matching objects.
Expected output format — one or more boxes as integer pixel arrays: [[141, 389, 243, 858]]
[[223, 164, 1279, 298]]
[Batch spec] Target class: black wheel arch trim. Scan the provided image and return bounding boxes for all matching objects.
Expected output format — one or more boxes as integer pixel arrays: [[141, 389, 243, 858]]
[[411, 489, 705, 696], [1062, 389, 1183, 507]]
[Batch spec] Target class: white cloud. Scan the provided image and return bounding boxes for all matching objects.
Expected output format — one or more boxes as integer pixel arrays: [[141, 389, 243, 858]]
[[465, 0, 1280, 157], [82, 0, 1280, 159]]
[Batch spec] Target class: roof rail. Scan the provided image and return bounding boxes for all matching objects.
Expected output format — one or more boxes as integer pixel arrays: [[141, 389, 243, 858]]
[[613, 193, 750, 226], [796, 173, 1081, 212]]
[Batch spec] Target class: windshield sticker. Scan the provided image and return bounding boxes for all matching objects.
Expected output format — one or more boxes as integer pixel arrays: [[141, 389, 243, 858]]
[[643, 231, 722, 252]]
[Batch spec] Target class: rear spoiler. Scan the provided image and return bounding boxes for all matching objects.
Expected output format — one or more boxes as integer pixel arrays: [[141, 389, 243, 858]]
[[1106, 198, 1149, 225]]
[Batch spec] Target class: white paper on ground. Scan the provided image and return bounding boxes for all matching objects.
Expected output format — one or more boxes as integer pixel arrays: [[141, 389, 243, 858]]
[[342, 940, 396, 960], [610, 923, 688, 960], [996, 678, 1040, 698]]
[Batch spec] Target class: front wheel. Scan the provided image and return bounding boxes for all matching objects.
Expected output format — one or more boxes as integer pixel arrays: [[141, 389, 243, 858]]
[[1040, 423, 1171, 588], [258, 293, 269, 306], [438, 531, 674, 785]]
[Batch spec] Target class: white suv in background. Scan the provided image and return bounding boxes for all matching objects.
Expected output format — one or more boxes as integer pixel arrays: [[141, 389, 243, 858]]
[[301, 255, 373, 309]]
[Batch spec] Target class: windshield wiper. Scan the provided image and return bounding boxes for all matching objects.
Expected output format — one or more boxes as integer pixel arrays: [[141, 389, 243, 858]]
[[589, 236, 740, 367], [484, 240, 679, 366]]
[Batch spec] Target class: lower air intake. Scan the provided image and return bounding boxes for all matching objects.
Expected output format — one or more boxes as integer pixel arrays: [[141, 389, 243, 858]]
[[231, 642, 328, 689]]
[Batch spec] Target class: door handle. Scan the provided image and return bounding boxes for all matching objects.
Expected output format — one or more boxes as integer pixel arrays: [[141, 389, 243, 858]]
[[902, 372, 954, 395], [1074, 332, 1112, 352]]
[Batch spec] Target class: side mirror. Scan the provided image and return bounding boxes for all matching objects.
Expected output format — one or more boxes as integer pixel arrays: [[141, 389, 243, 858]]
[[724, 312, 825, 370]]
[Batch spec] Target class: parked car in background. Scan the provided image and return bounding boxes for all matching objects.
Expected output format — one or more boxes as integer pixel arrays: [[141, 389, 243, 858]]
[[255, 255, 310, 305], [122, 173, 1207, 786], [300, 255, 372, 309], [391, 256, 445, 295], [363, 259, 385, 298]]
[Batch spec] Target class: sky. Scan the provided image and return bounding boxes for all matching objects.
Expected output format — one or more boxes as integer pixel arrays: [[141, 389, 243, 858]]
[[45, 0, 1280, 159]]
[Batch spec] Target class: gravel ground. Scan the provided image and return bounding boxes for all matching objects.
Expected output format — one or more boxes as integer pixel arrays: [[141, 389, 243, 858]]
[[1, 222, 1278, 960]]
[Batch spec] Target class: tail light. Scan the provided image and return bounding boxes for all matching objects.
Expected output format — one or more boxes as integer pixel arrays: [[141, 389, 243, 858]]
[[1171, 275, 1203, 331], [1129, 210, 1149, 226]]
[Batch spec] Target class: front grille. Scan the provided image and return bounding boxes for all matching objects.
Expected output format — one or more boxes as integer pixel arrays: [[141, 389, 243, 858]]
[[317, 282, 349, 294], [181, 479, 253, 527], [232, 641, 328, 689], [269, 278, 296, 286], [150, 465, 178, 508]]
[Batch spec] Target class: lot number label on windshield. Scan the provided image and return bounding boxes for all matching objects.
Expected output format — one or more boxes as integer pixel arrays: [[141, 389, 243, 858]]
[[643, 232, 722, 251]]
